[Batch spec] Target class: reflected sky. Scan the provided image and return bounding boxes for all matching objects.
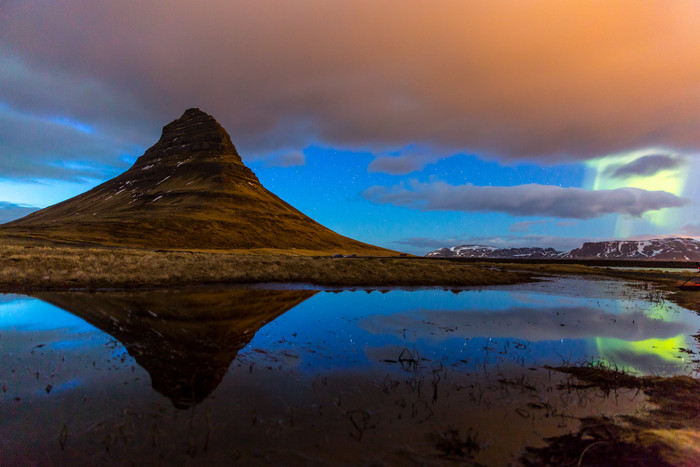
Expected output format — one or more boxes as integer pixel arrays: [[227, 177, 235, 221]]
[[247, 280, 700, 376], [0, 294, 94, 332], [2, 278, 699, 405]]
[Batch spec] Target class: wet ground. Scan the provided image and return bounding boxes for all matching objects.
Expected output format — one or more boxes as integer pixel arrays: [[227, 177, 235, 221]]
[[1, 277, 698, 465]]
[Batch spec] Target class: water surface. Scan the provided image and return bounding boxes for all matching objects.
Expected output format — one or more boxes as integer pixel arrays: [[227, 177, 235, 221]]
[[1, 277, 698, 464]]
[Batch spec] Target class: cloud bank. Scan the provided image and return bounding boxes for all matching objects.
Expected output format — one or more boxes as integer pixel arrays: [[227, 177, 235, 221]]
[[363, 181, 688, 219], [393, 234, 589, 252], [0, 202, 39, 224], [2, 1, 700, 179]]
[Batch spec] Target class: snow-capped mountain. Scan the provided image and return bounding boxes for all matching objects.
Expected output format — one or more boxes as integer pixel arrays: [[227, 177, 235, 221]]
[[426, 238, 700, 261], [564, 238, 700, 261], [426, 245, 564, 259]]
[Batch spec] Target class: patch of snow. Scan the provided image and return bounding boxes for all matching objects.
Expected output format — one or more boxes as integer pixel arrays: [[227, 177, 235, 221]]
[[152, 196, 163, 202], [156, 176, 170, 186]]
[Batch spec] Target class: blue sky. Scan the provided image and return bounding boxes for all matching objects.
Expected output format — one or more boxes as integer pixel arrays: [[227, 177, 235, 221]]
[[1, 1, 699, 254]]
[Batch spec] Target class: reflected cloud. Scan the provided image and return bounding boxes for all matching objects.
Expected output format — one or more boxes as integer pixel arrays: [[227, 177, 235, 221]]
[[359, 306, 691, 342]]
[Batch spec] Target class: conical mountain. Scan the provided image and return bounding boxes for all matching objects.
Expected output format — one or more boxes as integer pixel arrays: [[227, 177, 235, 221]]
[[2, 109, 391, 253]]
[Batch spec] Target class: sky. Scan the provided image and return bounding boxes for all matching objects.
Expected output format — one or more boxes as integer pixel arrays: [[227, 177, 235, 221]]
[[1, 0, 700, 255]]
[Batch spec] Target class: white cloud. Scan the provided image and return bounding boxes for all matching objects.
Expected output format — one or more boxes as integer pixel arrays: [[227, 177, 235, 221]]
[[363, 181, 688, 219]]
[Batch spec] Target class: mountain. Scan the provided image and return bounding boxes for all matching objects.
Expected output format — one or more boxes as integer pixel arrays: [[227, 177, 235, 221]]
[[564, 238, 700, 261], [426, 245, 564, 259], [426, 238, 700, 261], [1, 108, 390, 254], [37, 288, 317, 408]]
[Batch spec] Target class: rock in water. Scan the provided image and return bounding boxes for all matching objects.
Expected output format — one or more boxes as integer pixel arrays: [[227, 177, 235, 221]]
[[1, 108, 389, 253]]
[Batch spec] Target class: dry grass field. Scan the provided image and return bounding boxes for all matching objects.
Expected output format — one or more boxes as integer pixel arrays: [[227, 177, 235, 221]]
[[0, 239, 536, 292]]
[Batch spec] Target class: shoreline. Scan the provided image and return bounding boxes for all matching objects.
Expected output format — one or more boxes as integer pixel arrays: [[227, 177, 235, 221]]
[[1, 240, 698, 310]]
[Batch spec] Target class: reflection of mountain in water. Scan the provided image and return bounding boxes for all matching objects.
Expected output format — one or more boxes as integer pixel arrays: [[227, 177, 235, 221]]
[[37, 288, 316, 409]]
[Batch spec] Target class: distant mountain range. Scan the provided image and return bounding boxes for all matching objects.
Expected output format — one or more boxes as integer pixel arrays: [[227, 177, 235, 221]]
[[427, 245, 564, 259], [427, 237, 700, 261], [0, 108, 391, 254]]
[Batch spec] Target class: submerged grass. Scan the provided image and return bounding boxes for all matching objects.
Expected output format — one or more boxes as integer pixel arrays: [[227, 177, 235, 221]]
[[522, 362, 700, 466]]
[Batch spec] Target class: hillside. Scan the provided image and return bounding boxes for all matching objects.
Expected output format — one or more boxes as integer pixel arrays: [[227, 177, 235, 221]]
[[0, 109, 392, 254]]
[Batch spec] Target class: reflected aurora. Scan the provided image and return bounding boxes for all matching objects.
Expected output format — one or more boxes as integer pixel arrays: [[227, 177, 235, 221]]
[[595, 300, 692, 373]]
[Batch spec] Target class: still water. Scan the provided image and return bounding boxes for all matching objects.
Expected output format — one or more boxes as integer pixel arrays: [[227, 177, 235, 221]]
[[1, 277, 698, 464]]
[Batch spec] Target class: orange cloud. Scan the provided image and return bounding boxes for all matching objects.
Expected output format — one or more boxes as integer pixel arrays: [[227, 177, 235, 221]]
[[3, 0, 700, 162]]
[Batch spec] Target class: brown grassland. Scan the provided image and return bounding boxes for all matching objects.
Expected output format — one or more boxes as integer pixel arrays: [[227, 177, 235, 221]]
[[0, 238, 533, 293]]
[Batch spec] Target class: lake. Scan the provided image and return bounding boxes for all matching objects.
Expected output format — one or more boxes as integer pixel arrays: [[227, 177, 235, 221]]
[[1, 277, 698, 464]]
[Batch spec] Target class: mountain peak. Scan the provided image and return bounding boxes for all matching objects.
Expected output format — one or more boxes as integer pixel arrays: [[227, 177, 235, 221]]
[[135, 108, 243, 168]]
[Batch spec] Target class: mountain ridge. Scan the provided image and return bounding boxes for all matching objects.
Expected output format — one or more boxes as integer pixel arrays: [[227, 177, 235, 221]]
[[426, 245, 564, 259], [427, 237, 700, 261]]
